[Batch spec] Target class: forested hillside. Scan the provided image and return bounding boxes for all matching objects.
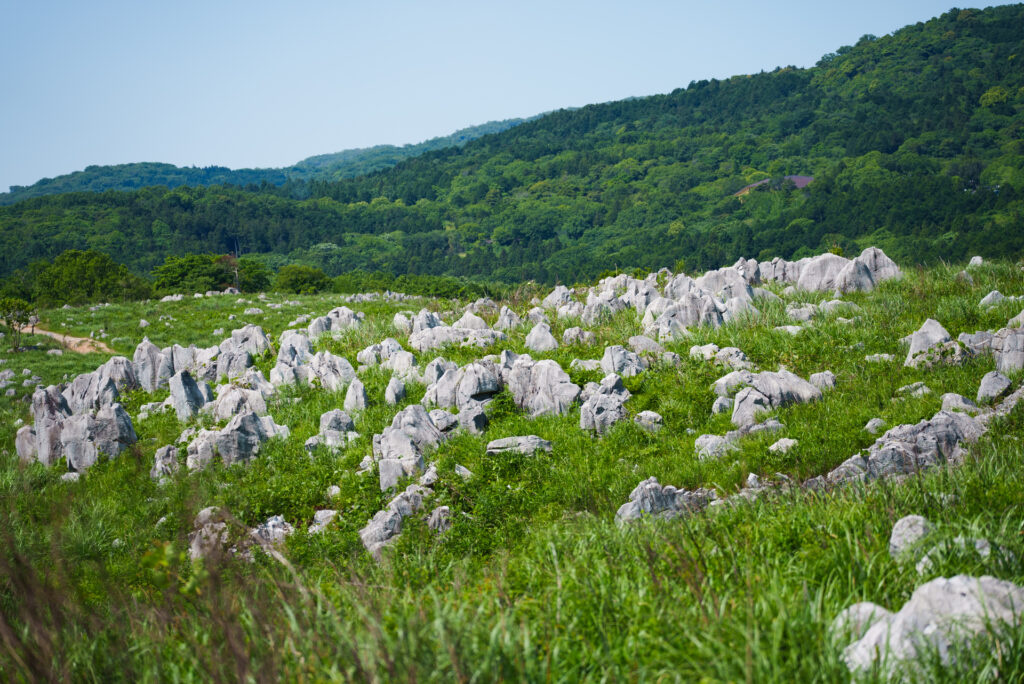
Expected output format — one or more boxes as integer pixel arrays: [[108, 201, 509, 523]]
[[0, 118, 529, 205], [1, 5, 1022, 284]]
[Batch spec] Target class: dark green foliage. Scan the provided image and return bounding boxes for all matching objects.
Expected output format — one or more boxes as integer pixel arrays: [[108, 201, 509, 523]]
[[332, 270, 507, 300], [0, 249, 151, 307], [151, 254, 236, 294], [273, 264, 330, 294], [236, 257, 273, 292], [0, 296, 32, 350]]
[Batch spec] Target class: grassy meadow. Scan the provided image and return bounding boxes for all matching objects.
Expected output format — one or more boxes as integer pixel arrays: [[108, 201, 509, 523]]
[[1, 259, 1023, 681]]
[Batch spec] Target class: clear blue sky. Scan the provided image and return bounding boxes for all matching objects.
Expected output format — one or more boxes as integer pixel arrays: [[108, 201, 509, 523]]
[[0, 0, 971, 192]]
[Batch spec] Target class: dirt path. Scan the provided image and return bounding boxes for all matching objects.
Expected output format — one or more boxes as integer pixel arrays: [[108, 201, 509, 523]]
[[20, 326, 116, 354]]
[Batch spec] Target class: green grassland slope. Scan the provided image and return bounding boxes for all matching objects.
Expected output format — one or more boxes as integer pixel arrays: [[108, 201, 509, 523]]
[[1, 250, 1023, 680]]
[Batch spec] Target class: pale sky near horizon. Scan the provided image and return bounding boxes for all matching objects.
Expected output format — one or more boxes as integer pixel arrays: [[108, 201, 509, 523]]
[[0, 0, 978, 193]]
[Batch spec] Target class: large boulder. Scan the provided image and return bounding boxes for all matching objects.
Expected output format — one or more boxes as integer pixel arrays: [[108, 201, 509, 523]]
[[188, 507, 229, 561], [214, 412, 289, 467], [151, 445, 179, 480], [580, 374, 631, 434], [453, 311, 488, 330], [206, 385, 267, 421], [615, 477, 718, 523], [408, 326, 506, 352], [839, 575, 1024, 677], [215, 325, 271, 380], [889, 515, 934, 558], [308, 306, 363, 338], [412, 309, 444, 334], [61, 403, 137, 472], [359, 484, 431, 559], [905, 319, 966, 369], [730, 369, 820, 427], [63, 356, 139, 414], [27, 385, 72, 466], [344, 377, 368, 412], [977, 371, 1012, 403], [169, 370, 212, 422], [826, 410, 984, 485], [374, 405, 447, 490], [485, 435, 553, 457], [795, 253, 850, 292], [187, 411, 289, 471], [506, 356, 581, 417], [423, 361, 503, 411], [494, 306, 523, 331], [541, 285, 573, 310], [525, 323, 559, 352], [600, 345, 647, 377], [133, 338, 172, 392]]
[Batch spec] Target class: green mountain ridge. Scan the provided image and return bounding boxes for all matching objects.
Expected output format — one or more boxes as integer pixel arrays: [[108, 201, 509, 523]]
[[0, 117, 531, 204], [1, 5, 1022, 285]]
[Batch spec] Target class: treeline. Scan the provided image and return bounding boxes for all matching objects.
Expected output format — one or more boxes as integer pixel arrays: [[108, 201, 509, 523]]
[[0, 250, 504, 308], [2, 6, 1023, 284], [0, 119, 529, 205]]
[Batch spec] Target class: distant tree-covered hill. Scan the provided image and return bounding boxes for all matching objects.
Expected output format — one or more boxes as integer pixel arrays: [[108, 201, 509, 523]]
[[2, 5, 1022, 284], [0, 118, 530, 205]]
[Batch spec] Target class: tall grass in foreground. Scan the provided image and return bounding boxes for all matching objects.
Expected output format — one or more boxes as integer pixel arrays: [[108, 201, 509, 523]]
[[2, 406, 1023, 682]]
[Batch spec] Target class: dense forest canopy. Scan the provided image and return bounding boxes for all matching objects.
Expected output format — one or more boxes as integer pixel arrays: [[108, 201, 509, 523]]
[[1, 5, 1022, 288]]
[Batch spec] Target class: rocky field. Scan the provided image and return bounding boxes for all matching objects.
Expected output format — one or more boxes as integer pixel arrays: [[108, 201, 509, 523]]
[[2, 247, 1024, 681]]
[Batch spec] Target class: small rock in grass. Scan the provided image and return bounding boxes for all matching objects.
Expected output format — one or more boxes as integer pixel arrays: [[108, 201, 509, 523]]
[[711, 396, 732, 415], [977, 371, 1012, 403], [889, 515, 933, 558], [940, 393, 980, 415], [864, 417, 886, 434], [768, 438, 797, 454], [634, 410, 663, 433], [384, 377, 406, 405]]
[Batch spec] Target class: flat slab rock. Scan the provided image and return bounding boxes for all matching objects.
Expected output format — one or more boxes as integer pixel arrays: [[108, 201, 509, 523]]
[[485, 435, 552, 456]]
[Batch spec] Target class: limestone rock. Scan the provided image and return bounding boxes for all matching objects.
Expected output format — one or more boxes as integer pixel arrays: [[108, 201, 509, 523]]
[[188, 507, 229, 561], [61, 403, 137, 472], [494, 306, 523, 331], [600, 345, 646, 377], [841, 575, 1024, 676], [151, 445, 179, 481], [768, 438, 797, 454], [344, 377, 368, 412], [385, 376, 406, 405], [169, 370, 211, 422], [864, 417, 886, 435], [905, 319, 966, 368], [977, 371, 1011, 403], [615, 477, 718, 523], [809, 370, 836, 391], [940, 393, 980, 415], [889, 515, 934, 558], [359, 484, 431, 558], [563, 327, 596, 345], [485, 435, 553, 457], [634, 410, 663, 433], [308, 510, 338, 534], [457, 405, 488, 434], [525, 322, 559, 352], [507, 356, 580, 417]]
